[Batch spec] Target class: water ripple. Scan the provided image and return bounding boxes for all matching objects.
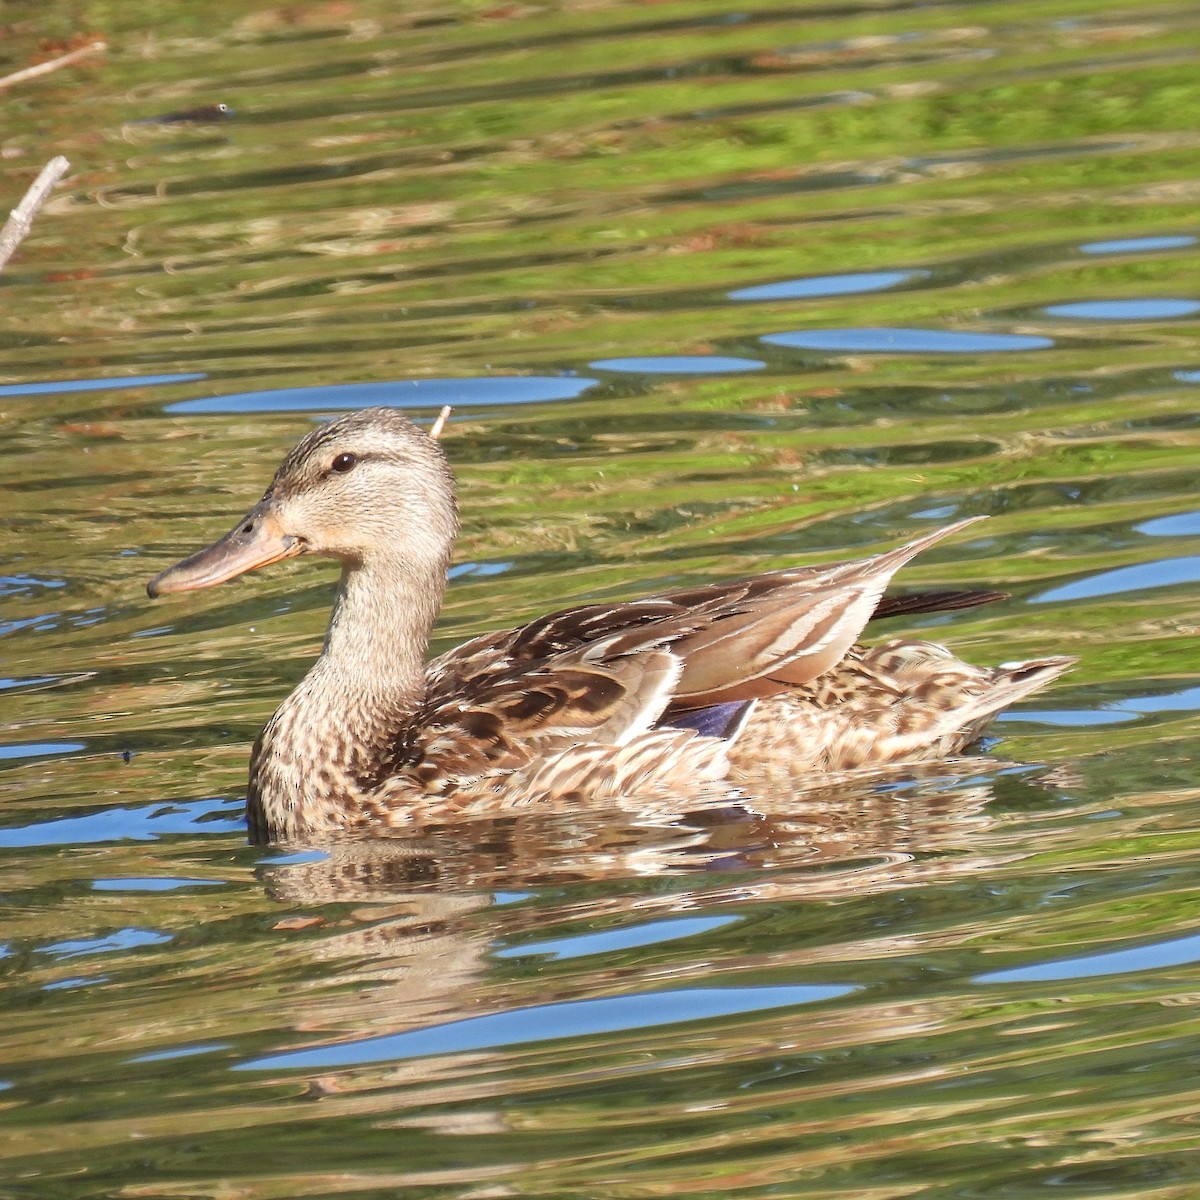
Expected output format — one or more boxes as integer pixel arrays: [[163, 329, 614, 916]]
[[1033, 555, 1200, 603], [0, 800, 244, 849], [1079, 235, 1195, 255], [762, 328, 1054, 354], [589, 355, 764, 374], [729, 270, 923, 302], [977, 931, 1200, 983], [494, 914, 739, 960], [1045, 299, 1200, 320], [0, 372, 206, 397], [167, 376, 600, 415], [238, 984, 854, 1071]]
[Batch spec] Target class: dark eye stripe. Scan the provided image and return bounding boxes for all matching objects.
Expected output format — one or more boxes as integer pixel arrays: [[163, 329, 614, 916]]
[[330, 452, 358, 473]]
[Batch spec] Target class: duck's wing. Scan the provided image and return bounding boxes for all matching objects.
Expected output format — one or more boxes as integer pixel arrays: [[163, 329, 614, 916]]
[[870, 588, 1006, 621], [413, 519, 986, 784], [657, 516, 989, 707], [411, 639, 697, 791]]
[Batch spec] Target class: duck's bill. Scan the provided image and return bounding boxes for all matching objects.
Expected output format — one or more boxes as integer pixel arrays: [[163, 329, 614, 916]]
[[147, 504, 302, 598]]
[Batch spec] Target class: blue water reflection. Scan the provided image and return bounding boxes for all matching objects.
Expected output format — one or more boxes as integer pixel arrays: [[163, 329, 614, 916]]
[[167, 377, 600, 415], [1044, 299, 1200, 320], [0, 799, 244, 849], [1011, 683, 1200, 728], [92, 877, 226, 892], [0, 740, 85, 761], [589, 355, 764, 374], [449, 560, 514, 580], [43, 976, 108, 992], [1032, 555, 1200, 603], [977, 930, 1200, 983], [729, 270, 922, 301], [494, 915, 738, 960], [1003, 708, 1129, 728], [0, 373, 206, 397], [39, 928, 172, 959], [239, 983, 853, 1071], [1079, 235, 1195, 255], [258, 848, 331, 866], [1137, 511, 1200, 537], [130, 1042, 232, 1063], [1, 574, 67, 597], [762, 327, 1053, 354], [0, 675, 65, 692]]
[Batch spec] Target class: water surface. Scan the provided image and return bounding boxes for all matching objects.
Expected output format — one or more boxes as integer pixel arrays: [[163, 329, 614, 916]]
[[4, 1, 1200, 1196]]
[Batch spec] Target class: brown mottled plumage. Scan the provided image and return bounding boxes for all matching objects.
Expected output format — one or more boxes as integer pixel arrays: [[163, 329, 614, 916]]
[[147, 407, 1074, 843]]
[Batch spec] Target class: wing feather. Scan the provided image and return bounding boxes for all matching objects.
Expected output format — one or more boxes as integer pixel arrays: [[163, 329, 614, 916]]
[[415, 518, 987, 785]]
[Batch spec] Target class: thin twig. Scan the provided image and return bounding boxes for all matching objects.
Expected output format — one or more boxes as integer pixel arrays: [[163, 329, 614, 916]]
[[0, 156, 71, 272], [429, 405, 452, 440], [0, 40, 106, 91]]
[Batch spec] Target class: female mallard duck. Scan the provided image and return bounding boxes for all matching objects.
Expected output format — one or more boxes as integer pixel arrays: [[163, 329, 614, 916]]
[[148, 407, 1073, 843]]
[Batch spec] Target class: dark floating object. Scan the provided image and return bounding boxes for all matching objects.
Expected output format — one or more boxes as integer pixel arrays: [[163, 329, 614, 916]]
[[131, 102, 235, 125]]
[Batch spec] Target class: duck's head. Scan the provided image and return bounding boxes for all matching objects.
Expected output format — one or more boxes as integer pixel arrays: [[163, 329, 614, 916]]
[[147, 407, 458, 598]]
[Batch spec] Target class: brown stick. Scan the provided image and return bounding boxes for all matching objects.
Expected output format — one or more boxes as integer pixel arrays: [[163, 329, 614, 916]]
[[0, 156, 71, 272], [0, 40, 106, 91], [429, 405, 452, 440]]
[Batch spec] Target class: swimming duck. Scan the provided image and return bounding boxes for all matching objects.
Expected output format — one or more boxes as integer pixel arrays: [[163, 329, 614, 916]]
[[148, 407, 1073, 843]]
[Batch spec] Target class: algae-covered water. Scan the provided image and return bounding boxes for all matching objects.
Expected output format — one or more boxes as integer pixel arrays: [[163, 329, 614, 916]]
[[4, 2, 1200, 1195]]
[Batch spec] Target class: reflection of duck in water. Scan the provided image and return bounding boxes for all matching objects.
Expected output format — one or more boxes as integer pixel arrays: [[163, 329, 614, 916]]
[[256, 773, 1017, 1079], [148, 407, 1073, 842]]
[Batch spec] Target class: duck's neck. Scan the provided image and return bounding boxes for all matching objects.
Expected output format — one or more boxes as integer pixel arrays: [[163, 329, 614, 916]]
[[315, 557, 442, 717], [249, 554, 447, 840]]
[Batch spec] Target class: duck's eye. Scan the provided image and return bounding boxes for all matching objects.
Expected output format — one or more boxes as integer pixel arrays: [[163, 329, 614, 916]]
[[330, 452, 358, 474]]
